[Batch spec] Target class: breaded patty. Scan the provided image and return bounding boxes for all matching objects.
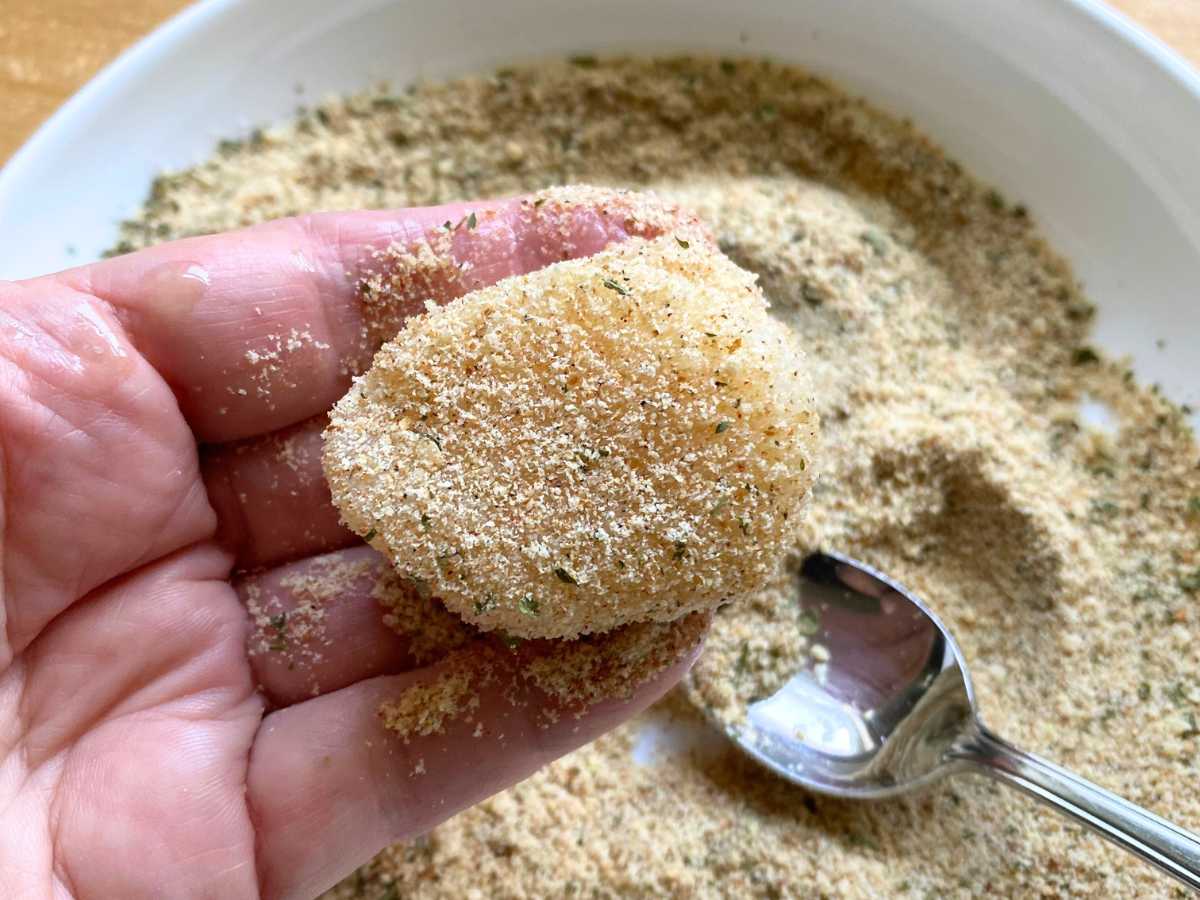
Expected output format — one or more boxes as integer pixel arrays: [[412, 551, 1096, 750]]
[[324, 231, 819, 639]]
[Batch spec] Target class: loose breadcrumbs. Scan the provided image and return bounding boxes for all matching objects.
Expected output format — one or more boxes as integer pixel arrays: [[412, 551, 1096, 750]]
[[372, 568, 476, 666], [377, 605, 707, 740], [683, 551, 823, 732], [379, 649, 482, 740], [324, 233, 818, 639], [518, 612, 710, 709], [117, 57, 1199, 898]]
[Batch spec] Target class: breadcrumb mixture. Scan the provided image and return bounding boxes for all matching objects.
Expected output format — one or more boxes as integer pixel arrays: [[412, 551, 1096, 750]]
[[325, 232, 818, 639], [352, 184, 698, 351], [380, 651, 481, 740], [244, 547, 706, 741], [683, 551, 823, 732], [372, 568, 476, 666], [517, 612, 709, 709], [118, 57, 1199, 898]]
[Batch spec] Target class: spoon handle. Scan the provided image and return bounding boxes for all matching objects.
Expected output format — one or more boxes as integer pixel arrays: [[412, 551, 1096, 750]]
[[951, 721, 1200, 890]]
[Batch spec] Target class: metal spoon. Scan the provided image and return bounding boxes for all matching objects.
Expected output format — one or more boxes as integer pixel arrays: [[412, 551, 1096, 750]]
[[726, 550, 1200, 890]]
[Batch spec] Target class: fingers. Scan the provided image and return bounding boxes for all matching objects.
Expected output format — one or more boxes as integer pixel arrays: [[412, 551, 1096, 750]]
[[0, 278, 216, 655], [236, 546, 474, 707], [62, 188, 694, 443], [202, 416, 353, 569], [247, 615, 706, 900]]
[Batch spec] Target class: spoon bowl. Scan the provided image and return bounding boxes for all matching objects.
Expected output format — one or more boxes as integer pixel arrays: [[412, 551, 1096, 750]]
[[724, 551, 1200, 890], [735, 552, 974, 798]]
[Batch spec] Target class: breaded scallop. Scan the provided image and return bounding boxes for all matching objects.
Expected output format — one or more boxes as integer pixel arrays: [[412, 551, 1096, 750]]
[[324, 233, 818, 639]]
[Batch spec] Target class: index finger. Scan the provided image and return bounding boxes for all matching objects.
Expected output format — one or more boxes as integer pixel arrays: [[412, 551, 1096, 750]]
[[55, 186, 697, 442]]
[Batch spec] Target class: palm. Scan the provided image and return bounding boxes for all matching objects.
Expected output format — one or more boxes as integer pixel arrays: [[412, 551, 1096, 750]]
[[0, 195, 697, 899], [8, 547, 261, 898], [1, 268, 262, 895]]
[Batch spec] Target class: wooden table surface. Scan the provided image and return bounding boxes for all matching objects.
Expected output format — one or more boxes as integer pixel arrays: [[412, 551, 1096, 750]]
[[2, 0, 1199, 164]]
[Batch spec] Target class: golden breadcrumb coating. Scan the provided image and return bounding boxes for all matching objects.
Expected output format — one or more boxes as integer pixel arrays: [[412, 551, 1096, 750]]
[[324, 232, 819, 639]]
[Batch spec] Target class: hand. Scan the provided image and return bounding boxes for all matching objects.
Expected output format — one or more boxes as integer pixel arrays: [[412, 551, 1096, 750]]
[[0, 196, 699, 899]]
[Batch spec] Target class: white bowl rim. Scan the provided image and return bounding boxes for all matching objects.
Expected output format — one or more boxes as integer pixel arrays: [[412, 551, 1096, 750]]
[[4, 0, 1200, 212]]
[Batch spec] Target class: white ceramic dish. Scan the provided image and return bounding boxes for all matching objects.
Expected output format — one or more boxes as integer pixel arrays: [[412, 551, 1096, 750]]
[[1, 0, 1197, 423]]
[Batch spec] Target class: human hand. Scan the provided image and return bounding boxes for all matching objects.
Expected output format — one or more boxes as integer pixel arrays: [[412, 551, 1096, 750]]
[[0, 195, 701, 899]]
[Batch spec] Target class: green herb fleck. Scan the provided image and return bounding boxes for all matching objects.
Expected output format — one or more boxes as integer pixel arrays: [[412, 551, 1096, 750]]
[[373, 94, 404, 109], [1180, 569, 1200, 594], [735, 642, 750, 675], [848, 832, 880, 851], [673, 540, 688, 561], [715, 420, 732, 434], [602, 278, 629, 296], [719, 59, 737, 76], [568, 54, 598, 68], [518, 595, 540, 616], [474, 596, 498, 615], [798, 610, 820, 636], [554, 566, 578, 585], [1072, 346, 1101, 365], [983, 188, 1005, 211], [269, 612, 288, 633], [860, 229, 888, 257], [466, 211, 477, 230], [533, 197, 546, 208], [420, 512, 431, 530], [675, 236, 690, 249], [1181, 713, 1200, 740], [364, 527, 378, 542], [737, 517, 751, 536], [417, 430, 443, 451], [1132, 588, 1159, 604], [1138, 682, 1152, 701]]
